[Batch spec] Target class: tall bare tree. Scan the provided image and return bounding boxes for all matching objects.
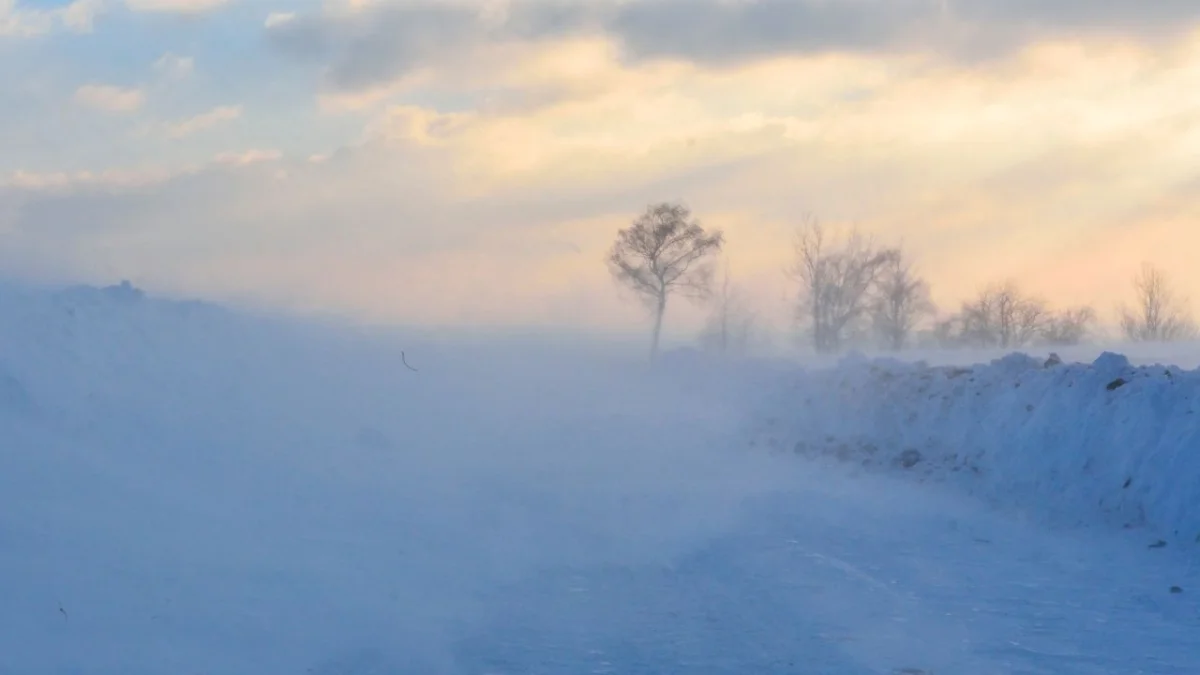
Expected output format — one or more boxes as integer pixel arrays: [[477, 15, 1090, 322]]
[[609, 202, 724, 360], [1118, 263, 1197, 342], [959, 282, 1047, 348], [789, 216, 897, 353], [698, 259, 757, 357], [870, 250, 935, 351]]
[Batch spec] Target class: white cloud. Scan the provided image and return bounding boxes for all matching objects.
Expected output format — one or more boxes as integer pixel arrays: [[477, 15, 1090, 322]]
[[154, 52, 195, 79], [2, 166, 183, 191], [213, 148, 281, 165], [74, 84, 145, 113], [124, 0, 230, 13], [59, 0, 107, 33], [264, 11, 294, 28], [0, 0, 53, 36], [0, 0, 109, 36], [163, 105, 242, 138]]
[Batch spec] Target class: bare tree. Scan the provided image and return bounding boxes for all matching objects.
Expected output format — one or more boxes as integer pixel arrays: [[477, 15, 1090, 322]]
[[870, 250, 935, 351], [609, 202, 724, 360], [698, 259, 757, 357], [959, 282, 1047, 349], [1040, 306, 1095, 346], [1118, 263, 1197, 342], [789, 216, 897, 353]]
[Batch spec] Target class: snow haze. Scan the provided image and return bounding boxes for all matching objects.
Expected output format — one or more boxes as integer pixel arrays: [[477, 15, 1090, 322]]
[[0, 283, 791, 672], [1, 282, 1199, 673]]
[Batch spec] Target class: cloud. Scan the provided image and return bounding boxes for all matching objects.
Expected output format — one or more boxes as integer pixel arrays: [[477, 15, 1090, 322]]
[[74, 84, 145, 113], [950, 0, 1200, 30], [124, 0, 231, 13], [59, 0, 107, 33], [266, 1, 598, 92], [264, 11, 294, 29], [0, 0, 106, 36], [162, 105, 243, 138], [9, 20, 1200, 332], [154, 52, 195, 79], [267, 2, 485, 92], [212, 148, 281, 165], [266, 0, 1200, 94], [0, 166, 182, 192], [607, 0, 934, 65], [602, 0, 1200, 66]]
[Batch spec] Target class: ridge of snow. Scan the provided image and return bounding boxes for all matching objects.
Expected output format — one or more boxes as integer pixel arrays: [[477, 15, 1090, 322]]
[[749, 350, 1200, 544]]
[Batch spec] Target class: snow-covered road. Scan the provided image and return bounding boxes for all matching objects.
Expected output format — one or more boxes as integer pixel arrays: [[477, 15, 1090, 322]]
[[451, 468, 1200, 675], [8, 441, 1198, 675], [5, 408, 1200, 674]]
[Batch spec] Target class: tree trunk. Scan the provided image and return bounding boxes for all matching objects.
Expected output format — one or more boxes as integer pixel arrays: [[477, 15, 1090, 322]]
[[650, 293, 667, 362]]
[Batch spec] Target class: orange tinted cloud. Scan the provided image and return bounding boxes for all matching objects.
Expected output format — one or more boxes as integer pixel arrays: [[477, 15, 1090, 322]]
[[9, 26, 1200, 335]]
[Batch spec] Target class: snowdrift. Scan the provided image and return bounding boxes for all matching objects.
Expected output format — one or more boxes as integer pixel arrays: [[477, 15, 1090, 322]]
[[750, 351, 1200, 544]]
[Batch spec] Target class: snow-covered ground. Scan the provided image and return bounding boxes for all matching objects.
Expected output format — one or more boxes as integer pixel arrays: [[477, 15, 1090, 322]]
[[746, 349, 1200, 546], [1, 282, 1198, 674]]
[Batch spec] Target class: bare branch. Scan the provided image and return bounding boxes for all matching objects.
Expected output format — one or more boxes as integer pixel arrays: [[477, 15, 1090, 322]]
[[789, 216, 897, 353], [957, 282, 1047, 349], [870, 248, 935, 351], [1118, 263, 1197, 342]]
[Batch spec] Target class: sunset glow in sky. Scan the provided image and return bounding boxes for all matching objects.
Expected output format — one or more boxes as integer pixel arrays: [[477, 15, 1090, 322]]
[[3, 0, 1200, 337]]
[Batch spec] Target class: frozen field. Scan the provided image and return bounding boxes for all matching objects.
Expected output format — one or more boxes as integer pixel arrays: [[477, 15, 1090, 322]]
[[0, 283, 1197, 674]]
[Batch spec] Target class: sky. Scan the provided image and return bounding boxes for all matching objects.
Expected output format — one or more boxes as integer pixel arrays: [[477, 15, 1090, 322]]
[[2, 0, 1200, 338]]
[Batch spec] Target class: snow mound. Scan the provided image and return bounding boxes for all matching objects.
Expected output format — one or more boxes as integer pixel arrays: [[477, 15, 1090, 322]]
[[751, 350, 1200, 543]]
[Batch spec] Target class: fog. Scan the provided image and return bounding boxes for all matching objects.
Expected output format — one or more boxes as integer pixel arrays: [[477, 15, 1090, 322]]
[[0, 286, 805, 672], [1, 284, 1199, 673]]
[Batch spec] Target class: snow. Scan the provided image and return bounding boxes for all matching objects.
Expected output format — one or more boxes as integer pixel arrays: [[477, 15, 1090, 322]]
[[1, 281, 1198, 673], [748, 348, 1200, 545]]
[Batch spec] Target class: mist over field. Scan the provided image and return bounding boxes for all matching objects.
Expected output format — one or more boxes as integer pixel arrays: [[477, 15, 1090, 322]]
[[4, 1, 1200, 673], [0, 282, 1196, 674]]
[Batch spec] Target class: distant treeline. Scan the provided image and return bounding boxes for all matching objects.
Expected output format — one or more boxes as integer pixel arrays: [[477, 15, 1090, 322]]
[[608, 202, 1197, 358]]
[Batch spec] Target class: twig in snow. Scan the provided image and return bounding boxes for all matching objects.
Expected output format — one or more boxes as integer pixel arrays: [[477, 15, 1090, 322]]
[[58, 602, 68, 622], [401, 351, 418, 372]]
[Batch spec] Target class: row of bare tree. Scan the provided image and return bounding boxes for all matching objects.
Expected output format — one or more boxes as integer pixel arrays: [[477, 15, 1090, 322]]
[[790, 218, 1198, 353], [608, 202, 1197, 359], [788, 216, 934, 353]]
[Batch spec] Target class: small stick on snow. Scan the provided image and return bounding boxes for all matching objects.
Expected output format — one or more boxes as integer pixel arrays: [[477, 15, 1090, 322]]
[[401, 351, 418, 372]]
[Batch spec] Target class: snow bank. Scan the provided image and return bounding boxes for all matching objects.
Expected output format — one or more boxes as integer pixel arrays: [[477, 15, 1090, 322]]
[[750, 350, 1200, 543]]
